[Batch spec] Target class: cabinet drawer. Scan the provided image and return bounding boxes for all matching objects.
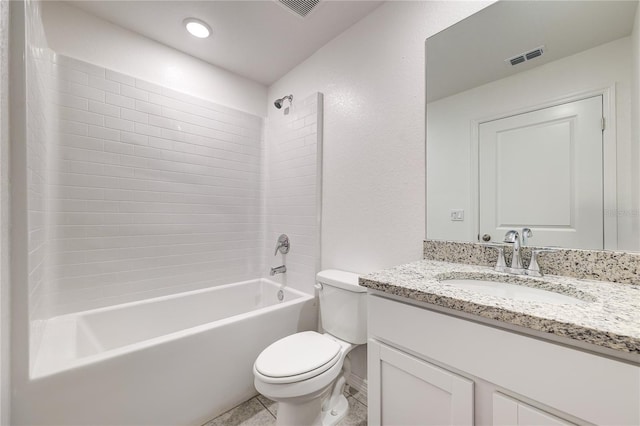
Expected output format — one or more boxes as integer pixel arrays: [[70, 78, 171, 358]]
[[368, 294, 640, 425], [493, 392, 575, 426]]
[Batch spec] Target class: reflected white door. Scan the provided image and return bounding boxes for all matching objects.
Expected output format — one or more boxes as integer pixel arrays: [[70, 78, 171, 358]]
[[478, 96, 603, 249]]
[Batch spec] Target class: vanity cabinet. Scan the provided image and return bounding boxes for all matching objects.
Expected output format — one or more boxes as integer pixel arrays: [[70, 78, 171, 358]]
[[367, 294, 640, 426], [368, 340, 473, 425]]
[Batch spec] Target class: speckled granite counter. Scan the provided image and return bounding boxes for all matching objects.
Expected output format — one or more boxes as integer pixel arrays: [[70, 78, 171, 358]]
[[359, 260, 640, 359]]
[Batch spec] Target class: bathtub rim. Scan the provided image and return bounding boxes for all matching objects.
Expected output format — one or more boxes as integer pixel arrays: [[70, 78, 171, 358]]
[[32, 278, 315, 380]]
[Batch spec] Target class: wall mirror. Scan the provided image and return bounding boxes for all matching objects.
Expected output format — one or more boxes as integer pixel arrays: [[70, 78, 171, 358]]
[[426, 0, 639, 251]]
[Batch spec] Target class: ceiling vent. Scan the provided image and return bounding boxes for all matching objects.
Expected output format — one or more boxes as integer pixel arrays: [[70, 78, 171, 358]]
[[278, 0, 320, 18], [506, 46, 545, 66]]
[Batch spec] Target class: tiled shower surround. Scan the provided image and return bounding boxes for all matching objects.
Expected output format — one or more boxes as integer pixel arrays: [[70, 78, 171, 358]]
[[264, 94, 322, 294], [47, 55, 267, 316]]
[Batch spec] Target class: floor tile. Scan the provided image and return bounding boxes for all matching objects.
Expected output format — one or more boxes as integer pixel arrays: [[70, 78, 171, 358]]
[[337, 396, 368, 426], [202, 397, 276, 426], [207, 392, 368, 426], [345, 385, 367, 407], [256, 394, 277, 417]]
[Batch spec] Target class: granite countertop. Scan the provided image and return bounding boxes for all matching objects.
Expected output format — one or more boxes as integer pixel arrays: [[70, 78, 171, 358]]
[[359, 260, 640, 358]]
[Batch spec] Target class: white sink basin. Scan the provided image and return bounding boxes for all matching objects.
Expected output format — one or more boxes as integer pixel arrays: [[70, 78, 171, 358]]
[[442, 279, 586, 305]]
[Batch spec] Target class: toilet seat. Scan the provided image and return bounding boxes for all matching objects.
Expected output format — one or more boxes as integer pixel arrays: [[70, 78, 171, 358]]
[[254, 331, 342, 384]]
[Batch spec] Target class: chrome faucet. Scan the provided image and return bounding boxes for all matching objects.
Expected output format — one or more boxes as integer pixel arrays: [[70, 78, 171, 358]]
[[271, 235, 289, 276], [270, 265, 287, 276], [489, 228, 556, 276], [503, 230, 525, 274]]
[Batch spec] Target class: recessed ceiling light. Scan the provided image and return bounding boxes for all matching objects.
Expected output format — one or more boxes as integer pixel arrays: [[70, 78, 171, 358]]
[[184, 18, 211, 39]]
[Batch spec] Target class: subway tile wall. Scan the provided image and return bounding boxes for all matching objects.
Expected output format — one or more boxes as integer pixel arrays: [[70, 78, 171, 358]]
[[264, 94, 322, 294], [48, 55, 265, 316]]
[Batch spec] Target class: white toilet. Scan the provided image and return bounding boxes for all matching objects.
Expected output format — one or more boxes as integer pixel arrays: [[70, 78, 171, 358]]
[[253, 270, 367, 426]]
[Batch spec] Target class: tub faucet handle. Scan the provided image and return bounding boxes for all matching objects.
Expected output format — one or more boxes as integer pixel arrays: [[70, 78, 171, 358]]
[[274, 234, 290, 256]]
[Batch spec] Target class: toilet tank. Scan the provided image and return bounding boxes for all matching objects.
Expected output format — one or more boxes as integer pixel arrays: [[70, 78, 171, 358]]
[[316, 270, 367, 344]]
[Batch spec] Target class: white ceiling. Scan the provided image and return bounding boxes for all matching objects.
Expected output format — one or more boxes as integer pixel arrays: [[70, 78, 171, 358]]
[[426, 1, 639, 102], [68, 0, 383, 86]]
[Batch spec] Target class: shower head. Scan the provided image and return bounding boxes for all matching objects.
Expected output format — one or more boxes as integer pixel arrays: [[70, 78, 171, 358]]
[[274, 94, 293, 109]]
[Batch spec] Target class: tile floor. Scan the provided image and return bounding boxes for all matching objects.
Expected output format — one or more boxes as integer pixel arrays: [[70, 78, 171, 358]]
[[203, 385, 367, 426]]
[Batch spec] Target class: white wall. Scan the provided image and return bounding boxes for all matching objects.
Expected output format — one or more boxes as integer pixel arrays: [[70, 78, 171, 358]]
[[427, 37, 636, 250], [267, 0, 492, 388], [41, 1, 267, 118], [269, 1, 491, 274], [263, 93, 322, 295], [48, 55, 264, 316]]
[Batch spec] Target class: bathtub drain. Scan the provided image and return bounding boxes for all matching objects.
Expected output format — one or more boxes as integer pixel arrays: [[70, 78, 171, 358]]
[[277, 289, 284, 301]]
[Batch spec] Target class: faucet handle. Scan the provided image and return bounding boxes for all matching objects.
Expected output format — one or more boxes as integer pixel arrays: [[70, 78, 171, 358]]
[[521, 228, 533, 246], [527, 248, 559, 277], [274, 234, 290, 256], [503, 230, 519, 243], [481, 243, 508, 273]]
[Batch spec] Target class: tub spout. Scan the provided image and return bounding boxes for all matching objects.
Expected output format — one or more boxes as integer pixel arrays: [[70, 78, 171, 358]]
[[270, 265, 286, 276]]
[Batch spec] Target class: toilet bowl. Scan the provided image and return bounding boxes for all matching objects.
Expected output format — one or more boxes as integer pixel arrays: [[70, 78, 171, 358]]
[[253, 270, 366, 426]]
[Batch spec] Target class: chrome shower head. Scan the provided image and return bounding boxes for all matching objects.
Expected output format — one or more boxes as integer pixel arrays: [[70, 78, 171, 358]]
[[274, 94, 293, 109]]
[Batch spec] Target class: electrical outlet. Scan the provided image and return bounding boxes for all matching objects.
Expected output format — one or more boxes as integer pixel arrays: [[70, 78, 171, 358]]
[[450, 209, 464, 221]]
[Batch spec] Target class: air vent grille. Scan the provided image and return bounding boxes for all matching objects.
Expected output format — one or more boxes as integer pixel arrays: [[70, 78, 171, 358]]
[[506, 45, 545, 66], [509, 56, 526, 66], [278, 0, 320, 18], [525, 48, 543, 60]]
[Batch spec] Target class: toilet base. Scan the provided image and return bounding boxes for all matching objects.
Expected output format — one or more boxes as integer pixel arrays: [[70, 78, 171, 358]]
[[275, 392, 349, 426], [275, 387, 331, 426], [321, 394, 348, 426]]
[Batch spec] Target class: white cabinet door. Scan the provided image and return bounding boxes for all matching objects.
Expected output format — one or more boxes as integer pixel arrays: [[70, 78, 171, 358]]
[[368, 339, 474, 426], [478, 96, 603, 249], [493, 392, 575, 426]]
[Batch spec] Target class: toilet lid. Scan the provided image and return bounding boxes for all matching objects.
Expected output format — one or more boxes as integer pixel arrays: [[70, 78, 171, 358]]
[[255, 331, 341, 379]]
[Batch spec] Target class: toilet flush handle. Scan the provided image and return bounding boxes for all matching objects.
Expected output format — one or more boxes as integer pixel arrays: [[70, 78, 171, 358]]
[[314, 283, 323, 291]]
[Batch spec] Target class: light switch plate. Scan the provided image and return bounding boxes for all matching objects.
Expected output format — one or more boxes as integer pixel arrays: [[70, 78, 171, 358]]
[[450, 209, 464, 221]]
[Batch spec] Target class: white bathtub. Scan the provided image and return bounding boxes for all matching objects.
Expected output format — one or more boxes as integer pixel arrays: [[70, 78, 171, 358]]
[[23, 279, 316, 425]]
